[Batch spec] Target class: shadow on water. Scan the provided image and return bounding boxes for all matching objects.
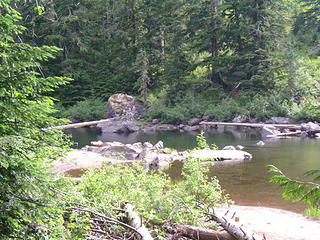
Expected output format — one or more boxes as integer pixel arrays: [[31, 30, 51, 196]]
[[65, 127, 320, 214]]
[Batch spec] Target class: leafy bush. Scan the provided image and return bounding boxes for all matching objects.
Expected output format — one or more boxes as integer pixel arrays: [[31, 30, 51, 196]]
[[58, 98, 106, 122], [290, 96, 320, 121], [205, 99, 247, 121], [245, 92, 292, 120], [65, 158, 229, 237], [146, 90, 209, 123]]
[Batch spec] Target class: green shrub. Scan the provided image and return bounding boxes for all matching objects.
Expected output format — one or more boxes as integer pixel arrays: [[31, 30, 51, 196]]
[[146, 90, 209, 123], [58, 98, 106, 122], [205, 99, 247, 121], [65, 159, 229, 237], [245, 93, 292, 120], [290, 96, 320, 121]]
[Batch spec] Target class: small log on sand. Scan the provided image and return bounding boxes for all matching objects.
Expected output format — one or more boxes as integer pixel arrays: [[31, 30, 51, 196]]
[[122, 203, 154, 240], [208, 211, 265, 240], [174, 224, 236, 240]]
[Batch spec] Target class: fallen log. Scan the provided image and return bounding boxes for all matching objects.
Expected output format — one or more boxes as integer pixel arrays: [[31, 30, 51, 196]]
[[44, 118, 114, 130], [266, 130, 302, 138], [200, 121, 301, 130], [122, 203, 154, 240], [208, 211, 265, 240], [174, 224, 236, 240]]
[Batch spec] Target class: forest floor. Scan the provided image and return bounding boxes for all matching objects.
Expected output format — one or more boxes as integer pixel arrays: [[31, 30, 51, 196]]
[[216, 205, 320, 240]]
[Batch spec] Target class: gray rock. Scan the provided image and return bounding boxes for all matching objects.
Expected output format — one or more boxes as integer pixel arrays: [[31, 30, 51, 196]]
[[143, 142, 153, 149], [236, 145, 245, 150], [261, 126, 281, 138], [301, 122, 320, 131], [315, 133, 320, 139], [188, 117, 202, 126], [183, 125, 201, 131], [90, 140, 104, 147], [299, 131, 308, 138], [178, 124, 185, 129], [142, 126, 157, 133], [137, 149, 148, 160], [107, 93, 145, 119], [98, 119, 140, 133], [125, 152, 139, 160], [266, 117, 292, 124], [155, 124, 178, 131], [232, 115, 248, 123], [222, 145, 236, 150], [154, 141, 164, 150], [301, 122, 320, 137], [132, 142, 143, 149], [256, 141, 265, 146], [152, 119, 159, 124]]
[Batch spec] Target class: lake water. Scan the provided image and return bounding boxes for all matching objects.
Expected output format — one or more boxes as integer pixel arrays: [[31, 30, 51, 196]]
[[65, 127, 320, 214]]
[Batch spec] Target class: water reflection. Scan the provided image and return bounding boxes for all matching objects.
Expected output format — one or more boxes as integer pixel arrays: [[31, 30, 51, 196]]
[[65, 127, 320, 213]]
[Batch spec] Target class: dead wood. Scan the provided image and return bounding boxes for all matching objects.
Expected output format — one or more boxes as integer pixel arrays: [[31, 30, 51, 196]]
[[200, 121, 301, 130], [266, 131, 302, 138], [174, 224, 236, 240], [122, 203, 154, 240], [208, 211, 265, 240], [44, 118, 114, 130], [226, 82, 242, 100]]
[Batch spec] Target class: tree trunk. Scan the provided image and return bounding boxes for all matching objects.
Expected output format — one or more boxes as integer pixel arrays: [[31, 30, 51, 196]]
[[174, 224, 236, 240], [208, 211, 265, 240], [122, 203, 154, 240]]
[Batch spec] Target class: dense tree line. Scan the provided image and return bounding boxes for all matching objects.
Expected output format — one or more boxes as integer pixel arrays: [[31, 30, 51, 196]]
[[1, 1, 319, 238], [14, 0, 318, 116]]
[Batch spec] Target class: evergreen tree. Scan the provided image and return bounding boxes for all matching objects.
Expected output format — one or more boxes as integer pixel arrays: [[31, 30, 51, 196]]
[[0, 1, 70, 237]]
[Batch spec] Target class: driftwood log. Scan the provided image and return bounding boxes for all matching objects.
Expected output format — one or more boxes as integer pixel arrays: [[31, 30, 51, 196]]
[[174, 224, 236, 240], [200, 121, 301, 130], [44, 118, 114, 130], [208, 211, 265, 240], [122, 203, 154, 240], [266, 130, 302, 138]]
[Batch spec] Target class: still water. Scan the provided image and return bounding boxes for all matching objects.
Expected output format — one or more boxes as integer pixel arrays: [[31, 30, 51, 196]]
[[65, 127, 320, 214]]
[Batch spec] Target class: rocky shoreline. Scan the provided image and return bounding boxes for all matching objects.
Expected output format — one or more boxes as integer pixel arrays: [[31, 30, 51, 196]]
[[54, 140, 253, 175], [95, 116, 320, 140]]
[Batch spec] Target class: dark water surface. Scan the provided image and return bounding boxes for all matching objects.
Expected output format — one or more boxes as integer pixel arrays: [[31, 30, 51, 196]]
[[65, 127, 320, 214]]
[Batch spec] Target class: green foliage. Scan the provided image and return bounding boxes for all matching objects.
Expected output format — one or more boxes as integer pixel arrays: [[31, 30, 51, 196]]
[[291, 96, 320, 121], [14, 0, 319, 123], [57, 98, 106, 122], [205, 100, 247, 121], [66, 160, 227, 237], [268, 165, 320, 218], [0, 1, 71, 238], [146, 90, 209, 123], [195, 131, 218, 150]]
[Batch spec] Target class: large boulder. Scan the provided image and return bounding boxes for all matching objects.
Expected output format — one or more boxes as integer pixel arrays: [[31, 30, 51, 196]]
[[97, 118, 140, 133], [107, 93, 145, 119], [301, 122, 320, 137], [301, 122, 320, 131]]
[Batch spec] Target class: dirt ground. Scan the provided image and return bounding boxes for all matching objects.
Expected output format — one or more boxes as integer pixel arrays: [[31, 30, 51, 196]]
[[216, 205, 320, 240]]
